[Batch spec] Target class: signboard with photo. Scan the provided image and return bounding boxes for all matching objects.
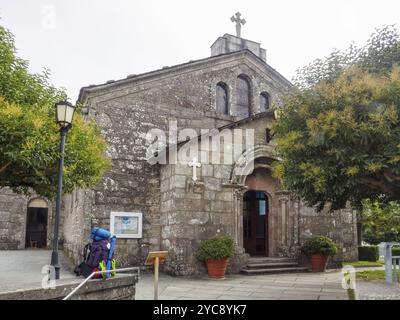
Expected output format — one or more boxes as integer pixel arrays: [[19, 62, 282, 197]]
[[110, 212, 143, 238]]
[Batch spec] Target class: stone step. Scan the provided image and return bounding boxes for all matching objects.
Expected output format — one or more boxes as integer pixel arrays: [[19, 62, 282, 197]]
[[247, 257, 296, 264], [246, 262, 300, 269], [240, 266, 310, 275]]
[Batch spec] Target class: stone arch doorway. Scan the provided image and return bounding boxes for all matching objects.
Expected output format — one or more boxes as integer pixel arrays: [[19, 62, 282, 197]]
[[231, 146, 281, 257], [25, 198, 48, 248], [243, 190, 268, 256], [242, 162, 281, 258]]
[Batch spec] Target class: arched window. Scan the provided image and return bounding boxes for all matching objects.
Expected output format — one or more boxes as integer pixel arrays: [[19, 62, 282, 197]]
[[260, 92, 270, 112], [216, 82, 229, 115], [236, 75, 251, 118]]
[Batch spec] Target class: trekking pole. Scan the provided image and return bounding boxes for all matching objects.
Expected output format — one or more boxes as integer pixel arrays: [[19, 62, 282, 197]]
[[63, 267, 139, 300]]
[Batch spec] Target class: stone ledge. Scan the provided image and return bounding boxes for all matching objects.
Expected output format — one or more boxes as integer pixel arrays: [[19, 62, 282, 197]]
[[0, 274, 138, 300]]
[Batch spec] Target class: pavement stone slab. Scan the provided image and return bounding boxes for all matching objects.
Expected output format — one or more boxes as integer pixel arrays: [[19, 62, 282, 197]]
[[0, 250, 352, 300]]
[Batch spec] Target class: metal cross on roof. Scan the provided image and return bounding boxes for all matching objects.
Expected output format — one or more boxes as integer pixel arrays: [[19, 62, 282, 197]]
[[231, 12, 246, 38]]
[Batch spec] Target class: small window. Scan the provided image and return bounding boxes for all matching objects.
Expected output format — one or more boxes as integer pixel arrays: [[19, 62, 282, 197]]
[[216, 82, 229, 115], [260, 92, 270, 112], [266, 128, 272, 143]]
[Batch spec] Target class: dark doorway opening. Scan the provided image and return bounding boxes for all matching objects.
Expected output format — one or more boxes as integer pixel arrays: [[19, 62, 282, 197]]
[[25, 207, 48, 248], [243, 190, 269, 256], [243, 190, 268, 256]]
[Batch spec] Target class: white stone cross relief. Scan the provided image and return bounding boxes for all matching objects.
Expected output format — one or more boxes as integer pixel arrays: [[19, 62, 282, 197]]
[[188, 157, 201, 182], [231, 12, 246, 38]]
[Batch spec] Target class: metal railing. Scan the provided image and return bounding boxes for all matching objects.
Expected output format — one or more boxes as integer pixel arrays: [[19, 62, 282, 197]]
[[381, 242, 400, 284], [63, 267, 140, 300], [391, 256, 400, 282]]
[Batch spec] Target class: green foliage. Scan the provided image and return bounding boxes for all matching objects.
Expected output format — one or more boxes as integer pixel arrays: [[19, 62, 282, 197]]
[[273, 25, 400, 211], [356, 269, 400, 281], [196, 235, 235, 261], [362, 200, 400, 244], [0, 24, 110, 199], [358, 246, 379, 262], [301, 235, 337, 256], [0, 25, 65, 107], [342, 260, 383, 267], [392, 247, 400, 256], [293, 25, 400, 88], [301, 236, 337, 256]]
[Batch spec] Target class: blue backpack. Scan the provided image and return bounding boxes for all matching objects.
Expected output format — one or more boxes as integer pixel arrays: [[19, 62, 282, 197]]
[[74, 228, 116, 278]]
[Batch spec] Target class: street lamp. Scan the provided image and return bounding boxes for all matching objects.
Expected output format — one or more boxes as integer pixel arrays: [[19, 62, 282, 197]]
[[51, 101, 75, 280]]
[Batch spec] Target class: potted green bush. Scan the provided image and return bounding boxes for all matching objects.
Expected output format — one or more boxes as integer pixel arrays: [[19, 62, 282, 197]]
[[196, 235, 234, 279], [301, 235, 337, 272]]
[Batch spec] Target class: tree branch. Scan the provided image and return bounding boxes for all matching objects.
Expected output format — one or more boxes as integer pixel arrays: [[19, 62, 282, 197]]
[[0, 161, 11, 175], [361, 176, 397, 195], [382, 169, 400, 183]]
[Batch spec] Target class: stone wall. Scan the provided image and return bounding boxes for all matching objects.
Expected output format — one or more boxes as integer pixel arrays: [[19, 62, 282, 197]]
[[158, 117, 274, 275], [159, 160, 244, 275], [231, 116, 358, 263], [0, 188, 28, 250], [159, 113, 358, 275], [62, 189, 91, 264], [263, 192, 358, 264], [0, 275, 137, 300], [298, 204, 358, 262], [73, 50, 291, 268], [0, 187, 55, 250]]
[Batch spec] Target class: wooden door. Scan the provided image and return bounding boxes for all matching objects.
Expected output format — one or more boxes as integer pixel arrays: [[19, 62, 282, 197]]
[[243, 190, 268, 256], [25, 207, 48, 248]]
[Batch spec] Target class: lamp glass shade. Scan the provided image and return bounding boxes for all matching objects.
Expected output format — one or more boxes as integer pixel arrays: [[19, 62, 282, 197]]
[[56, 102, 75, 127]]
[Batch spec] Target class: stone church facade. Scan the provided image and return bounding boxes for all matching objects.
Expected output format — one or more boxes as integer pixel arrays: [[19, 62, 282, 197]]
[[0, 33, 358, 275]]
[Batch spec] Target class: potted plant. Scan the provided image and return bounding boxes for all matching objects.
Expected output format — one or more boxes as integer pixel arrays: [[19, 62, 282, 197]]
[[301, 235, 337, 272], [196, 235, 234, 279]]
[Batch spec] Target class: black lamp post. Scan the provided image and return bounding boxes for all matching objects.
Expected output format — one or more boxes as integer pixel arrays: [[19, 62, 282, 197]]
[[50, 101, 75, 280]]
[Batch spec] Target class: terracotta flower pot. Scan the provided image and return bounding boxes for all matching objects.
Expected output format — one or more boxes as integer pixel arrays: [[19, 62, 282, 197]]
[[309, 254, 328, 272], [206, 258, 228, 279]]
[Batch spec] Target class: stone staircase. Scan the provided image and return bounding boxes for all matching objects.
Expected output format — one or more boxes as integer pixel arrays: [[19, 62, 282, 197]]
[[240, 257, 309, 275]]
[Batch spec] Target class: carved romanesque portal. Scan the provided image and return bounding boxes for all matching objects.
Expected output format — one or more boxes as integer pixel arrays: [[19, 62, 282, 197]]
[[242, 166, 279, 257], [231, 147, 284, 258]]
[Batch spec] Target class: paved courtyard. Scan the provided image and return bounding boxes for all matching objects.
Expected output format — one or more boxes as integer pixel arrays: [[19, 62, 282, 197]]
[[0, 250, 75, 293], [0, 250, 349, 299], [136, 271, 349, 300], [356, 280, 400, 300], [6, 250, 400, 300]]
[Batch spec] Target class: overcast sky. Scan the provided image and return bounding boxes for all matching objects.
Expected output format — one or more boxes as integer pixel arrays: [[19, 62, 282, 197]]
[[0, 0, 399, 101]]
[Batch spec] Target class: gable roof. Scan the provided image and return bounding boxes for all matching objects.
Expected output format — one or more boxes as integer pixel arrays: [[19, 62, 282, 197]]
[[77, 49, 292, 103]]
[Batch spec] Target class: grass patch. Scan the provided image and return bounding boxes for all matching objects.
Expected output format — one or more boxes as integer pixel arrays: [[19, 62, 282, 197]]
[[356, 270, 400, 281], [343, 260, 383, 267]]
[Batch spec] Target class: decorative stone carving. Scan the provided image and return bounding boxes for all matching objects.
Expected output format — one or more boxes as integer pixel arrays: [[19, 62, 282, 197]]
[[185, 180, 205, 194]]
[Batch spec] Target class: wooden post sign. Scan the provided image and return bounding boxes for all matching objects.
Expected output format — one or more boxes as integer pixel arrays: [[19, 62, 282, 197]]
[[145, 251, 168, 300]]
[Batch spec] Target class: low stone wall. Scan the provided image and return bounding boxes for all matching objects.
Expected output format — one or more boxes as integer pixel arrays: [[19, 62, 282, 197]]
[[0, 274, 138, 300]]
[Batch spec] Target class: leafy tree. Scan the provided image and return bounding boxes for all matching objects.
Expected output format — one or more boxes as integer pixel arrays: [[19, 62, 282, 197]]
[[0, 24, 110, 199], [273, 25, 400, 211], [362, 200, 400, 244], [293, 25, 400, 88]]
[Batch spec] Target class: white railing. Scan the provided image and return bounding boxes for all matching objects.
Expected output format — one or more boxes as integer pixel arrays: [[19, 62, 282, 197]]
[[63, 267, 140, 300], [381, 242, 400, 284], [392, 256, 400, 282]]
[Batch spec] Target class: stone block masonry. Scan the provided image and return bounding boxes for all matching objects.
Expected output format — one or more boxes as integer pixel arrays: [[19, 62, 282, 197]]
[[0, 275, 138, 300], [0, 35, 358, 278]]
